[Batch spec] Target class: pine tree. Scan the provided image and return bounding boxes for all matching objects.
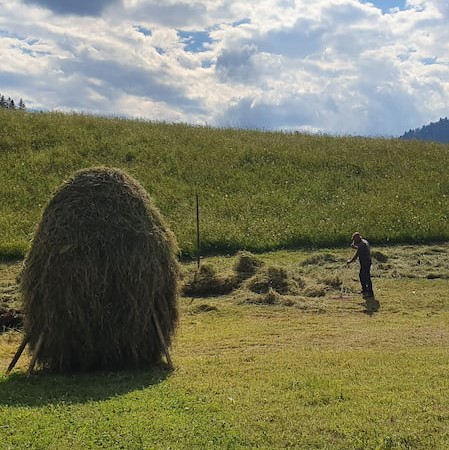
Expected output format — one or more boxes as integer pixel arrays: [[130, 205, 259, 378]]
[[0, 94, 26, 110]]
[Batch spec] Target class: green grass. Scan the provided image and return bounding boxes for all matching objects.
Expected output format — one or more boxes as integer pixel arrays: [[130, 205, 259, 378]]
[[1, 247, 449, 449], [2, 109, 449, 258], [0, 111, 449, 450], [2, 110, 449, 448]]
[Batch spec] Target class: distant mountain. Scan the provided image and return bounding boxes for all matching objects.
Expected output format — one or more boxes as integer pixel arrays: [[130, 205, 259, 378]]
[[400, 117, 449, 143]]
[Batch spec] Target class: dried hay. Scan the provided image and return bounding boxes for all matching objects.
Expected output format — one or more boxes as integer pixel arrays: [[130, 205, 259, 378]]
[[191, 303, 219, 313], [182, 263, 238, 297], [320, 275, 343, 290], [181, 252, 263, 298], [371, 250, 388, 263], [0, 307, 23, 330], [233, 251, 263, 279], [242, 289, 297, 307], [300, 253, 338, 267], [426, 272, 449, 279], [303, 284, 328, 297], [261, 288, 281, 305], [21, 167, 179, 372], [247, 266, 297, 295]]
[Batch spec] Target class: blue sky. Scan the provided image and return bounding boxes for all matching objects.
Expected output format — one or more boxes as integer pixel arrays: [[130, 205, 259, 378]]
[[367, 1, 407, 12], [0, 0, 448, 136]]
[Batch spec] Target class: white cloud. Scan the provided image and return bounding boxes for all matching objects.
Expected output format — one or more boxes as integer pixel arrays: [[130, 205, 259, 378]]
[[0, 0, 448, 135]]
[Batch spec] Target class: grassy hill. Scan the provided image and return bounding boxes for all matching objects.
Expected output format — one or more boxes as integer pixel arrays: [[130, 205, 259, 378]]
[[1, 109, 449, 259]]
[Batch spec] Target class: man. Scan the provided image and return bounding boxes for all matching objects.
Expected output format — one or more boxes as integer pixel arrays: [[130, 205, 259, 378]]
[[347, 232, 374, 297]]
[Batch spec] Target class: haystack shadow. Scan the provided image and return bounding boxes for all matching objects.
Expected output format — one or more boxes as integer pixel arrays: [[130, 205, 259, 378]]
[[0, 367, 171, 407]]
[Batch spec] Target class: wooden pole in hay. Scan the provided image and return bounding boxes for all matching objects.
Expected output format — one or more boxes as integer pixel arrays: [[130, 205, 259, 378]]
[[151, 305, 173, 370], [27, 333, 44, 375], [6, 335, 30, 375]]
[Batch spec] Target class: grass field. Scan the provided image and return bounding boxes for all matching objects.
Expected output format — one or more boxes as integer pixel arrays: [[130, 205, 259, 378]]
[[2, 109, 449, 258], [1, 109, 449, 448], [1, 245, 449, 449]]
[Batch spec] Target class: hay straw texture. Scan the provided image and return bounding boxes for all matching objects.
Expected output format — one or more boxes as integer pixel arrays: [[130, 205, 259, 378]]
[[21, 167, 179, 372]]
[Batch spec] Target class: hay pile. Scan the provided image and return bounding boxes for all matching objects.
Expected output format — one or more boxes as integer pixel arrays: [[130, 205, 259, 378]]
[[233, 251, 263, 279], [247, 266, 294, 295], [182, 263, 238, 297], [0, 307, 23, 330], [182, 252, 265, 298], [21, 167, 179, 372]]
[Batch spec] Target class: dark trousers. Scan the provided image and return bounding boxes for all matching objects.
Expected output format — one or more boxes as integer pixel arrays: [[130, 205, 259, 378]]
[[359, 262, 373, 294]]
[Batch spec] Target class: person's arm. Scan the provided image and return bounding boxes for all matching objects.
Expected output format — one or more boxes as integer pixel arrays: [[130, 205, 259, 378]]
[[347, 246, 359, 264]]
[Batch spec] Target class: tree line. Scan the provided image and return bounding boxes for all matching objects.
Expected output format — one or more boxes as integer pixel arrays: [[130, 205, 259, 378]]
[[0, 93, 26, 110], [400, 117, 449, 144]]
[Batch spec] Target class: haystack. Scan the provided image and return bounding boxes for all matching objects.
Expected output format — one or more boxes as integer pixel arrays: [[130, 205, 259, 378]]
[[21, 167, 179, 372]]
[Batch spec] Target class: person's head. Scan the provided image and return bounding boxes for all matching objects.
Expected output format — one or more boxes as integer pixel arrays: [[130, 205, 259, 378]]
[[351, 232, 362, 243]]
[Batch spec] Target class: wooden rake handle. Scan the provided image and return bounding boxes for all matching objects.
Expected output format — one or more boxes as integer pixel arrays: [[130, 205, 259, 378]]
[[6, 335, 30, 375], [150, 305, 174, 370], [27, 333, 44, 375]]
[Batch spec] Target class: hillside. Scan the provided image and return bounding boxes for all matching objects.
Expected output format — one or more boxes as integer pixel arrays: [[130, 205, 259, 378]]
[[400, 117, 449, 143], [1, 109, 449, 259]]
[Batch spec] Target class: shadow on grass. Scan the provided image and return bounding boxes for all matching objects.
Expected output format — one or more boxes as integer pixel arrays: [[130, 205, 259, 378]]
[[0, 365, 171, 407], [363, 294, 380, 316]]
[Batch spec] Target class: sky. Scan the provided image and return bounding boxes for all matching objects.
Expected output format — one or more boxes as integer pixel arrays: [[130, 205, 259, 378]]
[[0, 0, 448, 137]]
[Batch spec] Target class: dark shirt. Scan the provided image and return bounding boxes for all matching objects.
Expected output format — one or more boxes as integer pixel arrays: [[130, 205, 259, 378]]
[[356, 239, 371, 265]]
